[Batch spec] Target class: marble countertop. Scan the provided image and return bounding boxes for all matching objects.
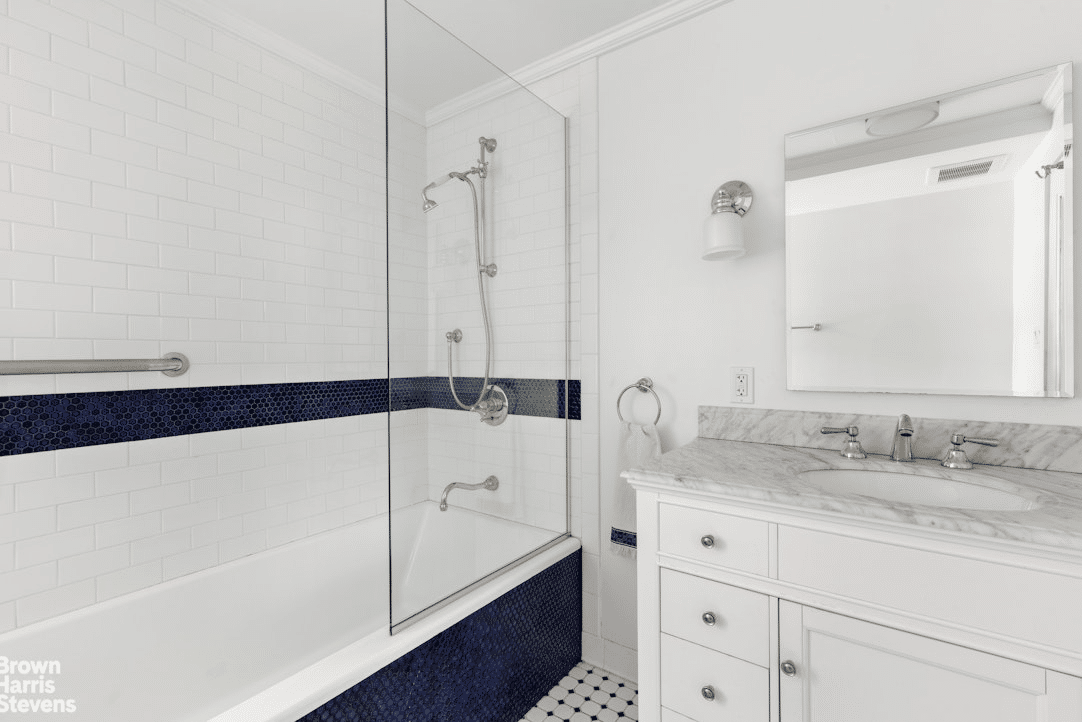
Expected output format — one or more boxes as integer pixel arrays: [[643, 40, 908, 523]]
[[624, 437, 1082, 553]]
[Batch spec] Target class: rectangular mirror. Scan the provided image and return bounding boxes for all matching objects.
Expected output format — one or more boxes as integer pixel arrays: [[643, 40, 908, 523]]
[[785, 63, 1073, 397]]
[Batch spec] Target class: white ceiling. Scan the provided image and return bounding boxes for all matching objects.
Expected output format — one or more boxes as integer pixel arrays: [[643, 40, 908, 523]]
[[210, 0, 675, 111]]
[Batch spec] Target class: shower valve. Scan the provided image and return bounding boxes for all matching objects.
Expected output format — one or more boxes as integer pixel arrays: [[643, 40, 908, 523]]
[[446, 329, 462, 343], [480, 263, 498, 277]]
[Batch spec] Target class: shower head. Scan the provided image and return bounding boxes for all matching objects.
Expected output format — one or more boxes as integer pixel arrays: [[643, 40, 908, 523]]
[[421, 173, 460, 213]]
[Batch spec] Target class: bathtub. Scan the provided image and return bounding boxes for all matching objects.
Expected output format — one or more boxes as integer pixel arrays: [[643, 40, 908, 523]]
[[0, 503, 578, 721]]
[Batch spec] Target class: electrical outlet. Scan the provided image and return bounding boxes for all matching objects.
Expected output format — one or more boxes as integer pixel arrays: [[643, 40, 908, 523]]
[[731, 366, 754, 404]]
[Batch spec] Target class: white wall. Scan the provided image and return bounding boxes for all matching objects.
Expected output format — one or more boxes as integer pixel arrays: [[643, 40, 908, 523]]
[[596, 0, 1082, 676], [0, 0, 389, 632]]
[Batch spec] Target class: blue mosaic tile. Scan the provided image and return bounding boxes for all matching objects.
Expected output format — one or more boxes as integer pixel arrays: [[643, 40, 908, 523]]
[[610, 528, 637, 549], [389, 376, 431, 412], [0, 379, 387, 457], [426, 377, 580, 420], [298, 549, 582, 722], [1, 376, 581, 457]]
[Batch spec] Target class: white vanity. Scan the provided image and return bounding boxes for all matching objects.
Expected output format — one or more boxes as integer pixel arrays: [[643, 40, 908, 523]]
[[627, 428, 1082, 721]]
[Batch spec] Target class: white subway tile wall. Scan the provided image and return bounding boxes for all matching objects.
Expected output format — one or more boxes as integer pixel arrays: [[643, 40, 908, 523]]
[[0, 0, 387, 398], [426, 409, 566, 533], [0, 413, 386, 631], [0, 0, 392, 631], [426, 87, 567, 382]]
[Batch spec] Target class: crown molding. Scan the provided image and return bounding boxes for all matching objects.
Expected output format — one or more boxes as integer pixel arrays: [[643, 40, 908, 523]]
[[168, 0, 426, 125], [426, 0, 734, 126], [512, 0, 735, 87]]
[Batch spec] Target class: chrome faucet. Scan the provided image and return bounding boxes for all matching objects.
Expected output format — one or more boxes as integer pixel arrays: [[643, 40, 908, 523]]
[[891, 414, 915, 462], [439, 475, 499, 511]]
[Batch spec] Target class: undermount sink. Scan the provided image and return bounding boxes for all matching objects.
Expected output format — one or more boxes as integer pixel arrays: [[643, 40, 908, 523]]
[[798, 468, 1037, 511]]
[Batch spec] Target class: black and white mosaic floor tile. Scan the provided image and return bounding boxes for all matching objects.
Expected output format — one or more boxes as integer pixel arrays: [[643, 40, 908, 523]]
[[519, 661, 638, 721]]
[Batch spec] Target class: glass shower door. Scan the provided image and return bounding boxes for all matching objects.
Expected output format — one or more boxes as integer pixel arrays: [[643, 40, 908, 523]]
[[386, 0, 570, 629]]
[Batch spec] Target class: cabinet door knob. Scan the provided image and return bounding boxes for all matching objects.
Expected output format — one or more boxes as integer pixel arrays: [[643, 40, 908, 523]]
[[701, 685, 716, 701], [702, 611, 717, 626], [700, 534, 715, 549], [781, 660, 797, 677]]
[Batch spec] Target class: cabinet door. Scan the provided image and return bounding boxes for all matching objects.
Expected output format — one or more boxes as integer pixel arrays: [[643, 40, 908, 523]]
[[778, 601, 1082, 722]]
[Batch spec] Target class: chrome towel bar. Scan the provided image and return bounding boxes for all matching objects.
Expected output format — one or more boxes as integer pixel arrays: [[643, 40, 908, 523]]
[[0, 352, 189, 377], [616, 377, 661, 425]]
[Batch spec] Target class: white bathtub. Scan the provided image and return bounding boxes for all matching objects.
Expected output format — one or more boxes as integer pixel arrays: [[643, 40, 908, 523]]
[[0, 503, 578, 722]]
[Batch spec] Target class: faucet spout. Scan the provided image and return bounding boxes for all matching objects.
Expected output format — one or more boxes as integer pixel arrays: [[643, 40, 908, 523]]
[[439, 475, 499, 511], [891, 414, 914, 462]]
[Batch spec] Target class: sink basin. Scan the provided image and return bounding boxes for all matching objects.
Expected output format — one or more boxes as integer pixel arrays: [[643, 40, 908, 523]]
[[798, 468, 1036, 511]]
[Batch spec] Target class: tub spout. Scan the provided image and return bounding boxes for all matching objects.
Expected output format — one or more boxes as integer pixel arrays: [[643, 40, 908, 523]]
[[440, 475, 499, 511]]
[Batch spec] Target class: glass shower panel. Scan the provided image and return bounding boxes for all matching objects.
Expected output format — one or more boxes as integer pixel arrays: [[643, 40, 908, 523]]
[[386, 0, 569, 629]]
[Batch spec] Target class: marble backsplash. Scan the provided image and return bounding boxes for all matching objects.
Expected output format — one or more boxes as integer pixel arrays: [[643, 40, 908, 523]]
[[699, 406, 1082, 474]]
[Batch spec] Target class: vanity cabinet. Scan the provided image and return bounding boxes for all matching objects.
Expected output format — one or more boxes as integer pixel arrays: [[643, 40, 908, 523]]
[[779, 602, 1079, 722], [632, 491, 1082, 722]]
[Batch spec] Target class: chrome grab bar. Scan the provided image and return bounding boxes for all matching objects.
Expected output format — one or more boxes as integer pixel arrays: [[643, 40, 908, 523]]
[[0, 352, 189, 377]]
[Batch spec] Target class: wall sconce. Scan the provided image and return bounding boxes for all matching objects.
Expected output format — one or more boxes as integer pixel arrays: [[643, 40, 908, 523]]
[[702, 181, 753, 260]]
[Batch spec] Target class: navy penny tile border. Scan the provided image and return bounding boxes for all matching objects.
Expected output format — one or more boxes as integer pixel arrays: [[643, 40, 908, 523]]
[[1, 377, 580, 457], [299, 549, 581, 722], [391, 377, 580, 419]]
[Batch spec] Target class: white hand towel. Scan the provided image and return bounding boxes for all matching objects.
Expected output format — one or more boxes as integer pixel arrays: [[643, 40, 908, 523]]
[[610, 421, 661, 558]]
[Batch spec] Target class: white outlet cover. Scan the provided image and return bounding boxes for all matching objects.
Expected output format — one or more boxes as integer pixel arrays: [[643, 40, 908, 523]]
[[731, 366, 754, 404]]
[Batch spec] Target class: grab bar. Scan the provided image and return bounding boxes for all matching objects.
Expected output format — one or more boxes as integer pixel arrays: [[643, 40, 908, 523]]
[[0, 352, 189, 377]]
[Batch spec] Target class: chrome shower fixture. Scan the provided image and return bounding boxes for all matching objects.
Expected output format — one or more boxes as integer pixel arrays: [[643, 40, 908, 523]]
[[424, 136, 506, 426], [421, 172, 455, 213], [420, 137, 498, 213]]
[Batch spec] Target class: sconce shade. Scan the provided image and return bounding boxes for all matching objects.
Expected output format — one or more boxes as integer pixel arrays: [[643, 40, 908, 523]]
[[702, 211, 746, 260], [702, 180, 751, 260]]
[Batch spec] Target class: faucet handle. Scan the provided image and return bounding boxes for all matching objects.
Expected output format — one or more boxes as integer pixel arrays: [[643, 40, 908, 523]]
[[820, 426, 867, 459], [949, 433, 998, 447], [942, 433, 998, 469], [821, 425, 859, 436]]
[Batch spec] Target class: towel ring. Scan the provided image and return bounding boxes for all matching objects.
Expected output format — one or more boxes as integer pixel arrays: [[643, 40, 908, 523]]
[[616, 377, 662, 425]]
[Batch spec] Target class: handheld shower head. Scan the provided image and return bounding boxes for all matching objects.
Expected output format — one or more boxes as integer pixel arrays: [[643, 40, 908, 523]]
[[427, 173, 455, 190], [421, 173, 458, 213]]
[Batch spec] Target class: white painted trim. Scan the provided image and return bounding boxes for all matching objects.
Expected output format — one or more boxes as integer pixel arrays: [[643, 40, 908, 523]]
[[426, 76, 522, 126], [167, 0, 427, 125], [426, 0, 733, 126], [512, 0, 735, 87], [170, 0, 732, 127]]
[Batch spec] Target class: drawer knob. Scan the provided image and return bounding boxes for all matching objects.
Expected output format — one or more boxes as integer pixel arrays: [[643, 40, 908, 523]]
[[702, 611, 717, 626], [781, 660, 798, 677], [701, 685, 716, 701], [700, 534, 715, 549]]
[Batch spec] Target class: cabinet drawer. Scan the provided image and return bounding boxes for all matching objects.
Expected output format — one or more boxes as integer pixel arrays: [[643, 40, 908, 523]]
[[659, 504, 769, 575], [661, 633, 769, 721], [661, 708, 698, 722], [778, 525, 1082, 654], [661, 568, 769, 667]]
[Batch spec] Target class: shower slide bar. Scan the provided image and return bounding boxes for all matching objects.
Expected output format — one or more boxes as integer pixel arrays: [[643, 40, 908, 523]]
[[0, 352, 190, 377]]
